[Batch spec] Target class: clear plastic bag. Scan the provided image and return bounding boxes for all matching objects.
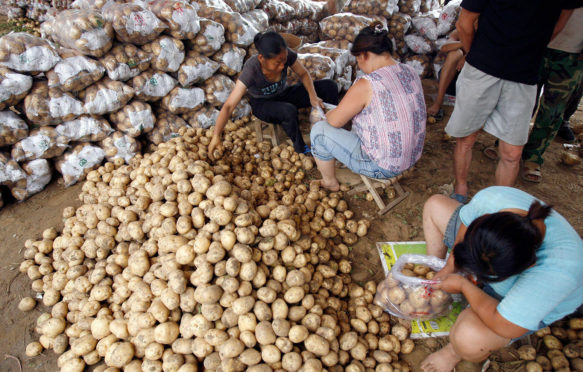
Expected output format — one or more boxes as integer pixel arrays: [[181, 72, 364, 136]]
[[132, 70, 177, 102], [148, 110, 190, 144], [398, 0, 421, 16], [109, 100, 155, 137], [232, 97, 251, 120], [100, 131, 141, 163], [242, 9, 269, 32], [79, 77, 135, 115], [280, 0, 310, 18], [55, 115, 113, 142], [203, 74, 235, 107], [412, 15, 438, 41], [72, 0, 111, 10], [160, 86, 206, 114], [404, 34, 434, 54], [437, 0, 461, 36], [0, 152, 26, 185], [12, 127, 70, 162], [193, 0, 233, 12], [147, 0, 200, 40], [404, 54, 432, 78], [40, 9, 114, 57], [99, 43, 152, 81], [298, 43, 352, 76], [9, 159, 52, 201], [0, 110, 28, 147], [388, 12, 412, 36], [102, 2, 167, 45], [142, 36, 185, 72], [315, 39, 353, 50], [182, 104, 218, 129], [178, 52, 220, 87], [211, 42, 246, 76], [198, 7, 260, 47], [223, 0, 261, 13], [374, 254, 453, 320], [342, 0, 398, 17], [55, 143, 105, 186], [0, 32, 61, 73], [46, 49, 105, 92], [0, 67, 33, 110], [260, 0, 294, 22], [319, 13, 373, 42], [336, 65, 352, 92], [23, 81, 84, 126], [187, 18, 225, 56], [288, 53, 335, 85]]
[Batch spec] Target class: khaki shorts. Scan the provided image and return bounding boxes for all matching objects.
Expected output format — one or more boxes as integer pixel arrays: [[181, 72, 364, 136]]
[[445, 63, 537, 146]]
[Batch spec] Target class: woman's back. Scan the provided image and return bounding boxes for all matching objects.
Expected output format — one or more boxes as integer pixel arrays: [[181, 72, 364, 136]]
[[352, 63, 426, 174]]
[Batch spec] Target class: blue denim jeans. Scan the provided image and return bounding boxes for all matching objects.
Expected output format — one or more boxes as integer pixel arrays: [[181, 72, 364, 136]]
[[310, 120, 399, 179]]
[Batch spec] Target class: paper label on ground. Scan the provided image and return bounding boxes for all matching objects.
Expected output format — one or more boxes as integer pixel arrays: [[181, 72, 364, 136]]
[[377, 241, 465, 338]]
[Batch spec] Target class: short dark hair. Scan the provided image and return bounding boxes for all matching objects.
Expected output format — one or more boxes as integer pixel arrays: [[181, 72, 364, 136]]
[[350, 21, 393, 56], [453, 201, 552, 283], [254, 31, 287, 59]]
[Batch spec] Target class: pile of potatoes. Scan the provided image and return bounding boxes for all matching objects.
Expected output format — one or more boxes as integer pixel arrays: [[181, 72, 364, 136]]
[[18, 119, 418, 372]]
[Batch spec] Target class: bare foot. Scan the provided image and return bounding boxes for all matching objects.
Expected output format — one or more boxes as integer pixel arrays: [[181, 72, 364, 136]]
[[319, 179, 340, 192], [427, 103, 441, 116], [421, 343, 462, 372]]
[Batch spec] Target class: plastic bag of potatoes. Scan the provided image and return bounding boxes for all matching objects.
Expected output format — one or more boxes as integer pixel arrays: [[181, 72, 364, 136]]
[[55, 115, 113, 142], [0, 152, 26, 185], [40, 9, 114, 57], [404, 54, 432, 78], [182, 104, 219, 129], [389, 13, 412, 37], [23, 81, 84, 126], [79, 77, 135, 115], [319, 13, 373, 42], [11, 127, 69, 162], [55, 143, 105, 186], [100, 43, 151, 81], [71, 0, 110, 10], [148, 110, 190, 144], [147, 0, 200, 39], [142, 36, 185, 72], [232, 97, 251, 120], [412, 15, 438, 41], [288, 53, 335, 85], [223, 0, 261, 13], [342, 0, 398, 17], [437, 0, 461, 36], [211, 43, 246, 76], [102, 2, 167, 45], [399, 0, 421, 15], [374, 254, 453, 320], [8, 158, 52, 201], [160, 86, 205, 114], [46, 49, 105, 92], [132, 70, 177, 102], [0, 67, 33, 111], [242, 9, 269, 32], [187, 19, 225, 56], [178, 52, 220, 87], [109, 100, 155, 137], [203, 74, 235, 107], [261, 0, 295, 22], [0, 111, 28, 147], [298, 43, 353, 76], [197, 7, 260, 47], [404, 34, 434, 54], [100, 130, 141, 163], [0, 33, 61, 73]]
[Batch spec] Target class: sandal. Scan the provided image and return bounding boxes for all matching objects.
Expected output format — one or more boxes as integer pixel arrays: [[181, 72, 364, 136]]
[[483, 146, 498, 160], [521, 161, 542, 183]]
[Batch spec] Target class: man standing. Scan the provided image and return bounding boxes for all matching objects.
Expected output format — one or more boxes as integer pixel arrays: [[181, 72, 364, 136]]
[[445, 0, 581, 203]]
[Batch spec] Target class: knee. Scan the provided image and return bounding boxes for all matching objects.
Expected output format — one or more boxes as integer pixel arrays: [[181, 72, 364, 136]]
[[423, 194, 449, 222], [310, 121, 329, 145], [498, 145, 522, 163], [456, 134, 478, 151]]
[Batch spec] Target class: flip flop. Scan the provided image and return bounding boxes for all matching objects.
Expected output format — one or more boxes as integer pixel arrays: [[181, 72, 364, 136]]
[[483, 146, 498, 160], [521, 161, 542, 183]]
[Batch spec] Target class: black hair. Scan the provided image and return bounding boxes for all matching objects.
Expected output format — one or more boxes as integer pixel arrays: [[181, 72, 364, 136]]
[[453, 201, 552, 283], [350, 21, 394, 56], [253, 31, 287, 59]]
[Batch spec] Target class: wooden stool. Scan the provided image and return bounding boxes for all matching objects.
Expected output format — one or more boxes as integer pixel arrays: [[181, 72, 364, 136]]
[[350, 168, 413, 216], [252, 119, 286, 147]]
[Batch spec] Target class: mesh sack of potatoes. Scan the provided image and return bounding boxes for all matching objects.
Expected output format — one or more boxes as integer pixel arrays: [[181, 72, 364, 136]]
[[23, 81, 84, 126], [300, 20, 320, 36], [46, 49, 105, 93], [223, 0, 261, 13], [404, 54, 432, 78], [55, 142, 105, 186], [160, 86, 206, 114], [203, 73, 235, 107], [319, 13, 373, 42], [146, 0, 200, 40], [11, 126, 69, 162], [99, 43, 152, 82], [211, 42, 246, 76], [198, 7, 260, 47], [182, 104, 219, 128], [388, 12, 412, 38], [147, 109, 190, 144], [0, 110, 29, 147], [55, 115, 113, 142], [374, 254, 453, 320], [261, 0, 295, 22], [280, 0, 311, 18], [71, 0, 109, 10], [132, 70, 177, 102], [298, 43, 352, 76], [109, 100, 156, 137], [242, 9, 269, 32], [437, 0, 461, 36], [0, 67, 33, 110], [8, 158, 52, 201], [141, 36, 185, 73], [99, 130, 141, 163], [404, 34, 434, 54], [342, 0, 399, 18], [287, 53, 335, 85], [79, 77, 135, 115], [102, 2, 167, 45], [412, 15, 438, 41], [186, 18, 226, 56], [232, 97, 251, 120], [0, 32, 61, 73], [267, 20, 302, 35], [40, 9, 114, 58], [398, 0, 421, 16], [306, 0, 330, 21], [177, 52, 220, 87], [0, 152, 26, 185]]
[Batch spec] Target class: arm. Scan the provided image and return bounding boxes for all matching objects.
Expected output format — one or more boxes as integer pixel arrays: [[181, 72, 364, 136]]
[[208, 80, 247, 160], [325, 78, 372, 128], [550, 9, 574, 41], [440, 30, 462, 53], [456, 8, 480, 54], [290, 60, 322, 108]]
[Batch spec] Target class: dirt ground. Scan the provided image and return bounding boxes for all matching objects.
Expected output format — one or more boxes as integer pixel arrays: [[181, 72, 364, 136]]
[[0, 80, 581, 372]]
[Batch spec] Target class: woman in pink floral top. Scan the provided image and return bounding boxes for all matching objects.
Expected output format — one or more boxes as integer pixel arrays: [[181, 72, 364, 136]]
[[310, 22, 426, 191]]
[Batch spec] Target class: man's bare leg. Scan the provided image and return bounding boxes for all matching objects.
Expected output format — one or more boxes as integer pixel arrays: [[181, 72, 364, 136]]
[[423, 195, 462, 259], [496, 140, 523, 187], [453, 132, 479, 198], [428, 50, 464, 116]]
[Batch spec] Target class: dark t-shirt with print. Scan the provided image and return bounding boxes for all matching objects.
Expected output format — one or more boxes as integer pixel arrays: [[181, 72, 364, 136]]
[[462, 0, 583, 85], [238, 48, 297, 99]]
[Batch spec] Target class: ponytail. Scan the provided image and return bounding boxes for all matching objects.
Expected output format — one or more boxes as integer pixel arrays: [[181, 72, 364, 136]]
[[350, 21, 394, 56]]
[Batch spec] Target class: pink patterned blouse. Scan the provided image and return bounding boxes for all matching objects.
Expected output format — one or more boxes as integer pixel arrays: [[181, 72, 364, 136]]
[[352, 63, 426, 174]]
